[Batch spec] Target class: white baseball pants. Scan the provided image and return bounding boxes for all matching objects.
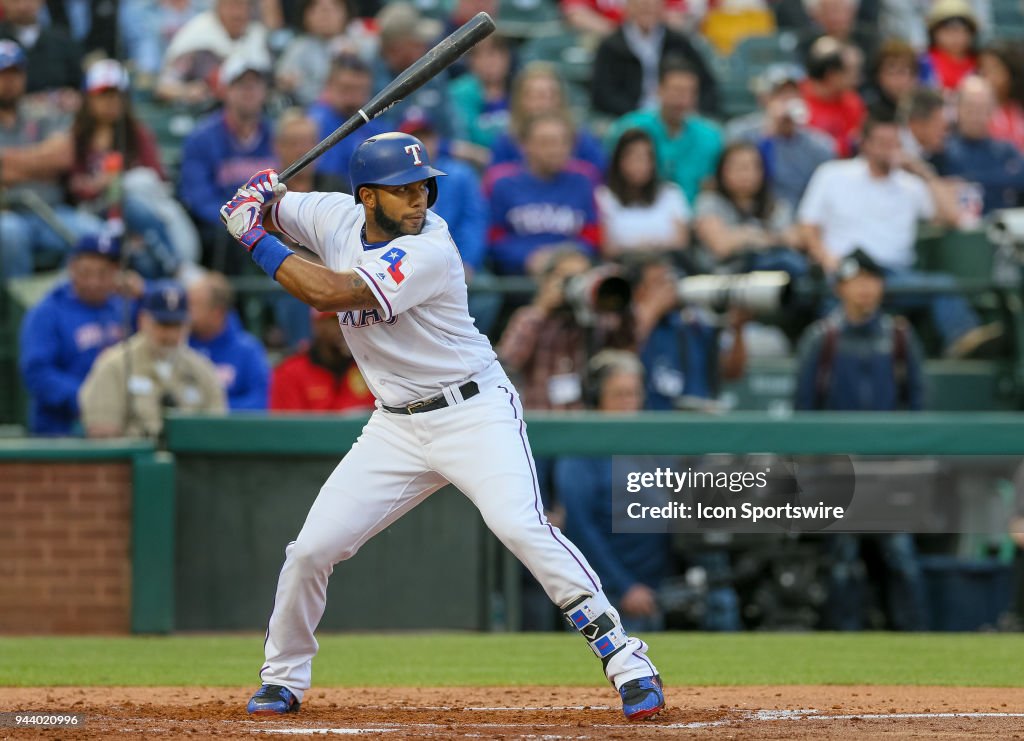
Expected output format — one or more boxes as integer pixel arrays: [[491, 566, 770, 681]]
[[258, 362, 658, 699]]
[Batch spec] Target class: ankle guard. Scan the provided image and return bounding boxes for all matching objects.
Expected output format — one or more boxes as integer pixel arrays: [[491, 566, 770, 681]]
[[561, 593, 629, 667]]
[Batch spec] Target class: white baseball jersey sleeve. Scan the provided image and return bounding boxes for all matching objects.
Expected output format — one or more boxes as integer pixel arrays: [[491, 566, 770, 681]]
[[271, 191, 497, 407]]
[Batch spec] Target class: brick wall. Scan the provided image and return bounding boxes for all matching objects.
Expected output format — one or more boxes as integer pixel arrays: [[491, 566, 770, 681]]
[[0, 462, 132, 633]]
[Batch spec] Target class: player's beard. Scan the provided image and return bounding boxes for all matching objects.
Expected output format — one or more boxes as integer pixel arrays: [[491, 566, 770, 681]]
[[374, 201, 423, 239]]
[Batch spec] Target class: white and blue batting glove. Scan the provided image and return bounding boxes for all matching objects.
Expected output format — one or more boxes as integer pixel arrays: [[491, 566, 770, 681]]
[[243, 168, 287, 205], [220, 188, 268, 252]]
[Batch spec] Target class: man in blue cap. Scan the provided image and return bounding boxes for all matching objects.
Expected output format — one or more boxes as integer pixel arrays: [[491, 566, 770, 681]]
[[79, 279, 225, 438], [19, 233, 129, 435]]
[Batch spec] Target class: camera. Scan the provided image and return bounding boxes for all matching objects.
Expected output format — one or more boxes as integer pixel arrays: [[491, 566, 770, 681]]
[[781, 98, 809, 126], [563, 267, 632, 326], [677, 271, 793, 315], [987, 208, 1024, 258]]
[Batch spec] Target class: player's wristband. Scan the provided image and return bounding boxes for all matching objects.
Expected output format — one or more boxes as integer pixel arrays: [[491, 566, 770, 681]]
[[251, 234, 294, 280]]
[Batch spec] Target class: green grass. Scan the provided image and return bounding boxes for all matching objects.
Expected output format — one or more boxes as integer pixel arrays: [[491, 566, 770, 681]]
[[1, 633, 1023, 687]]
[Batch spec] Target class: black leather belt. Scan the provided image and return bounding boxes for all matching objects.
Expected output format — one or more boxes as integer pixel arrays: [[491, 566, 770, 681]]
[[381, 381, 480, 415]]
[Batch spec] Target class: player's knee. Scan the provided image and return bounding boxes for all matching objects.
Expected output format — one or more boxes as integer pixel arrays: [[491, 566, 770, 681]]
[[287, 539, 336, 573], [489, 521, 531, 555]]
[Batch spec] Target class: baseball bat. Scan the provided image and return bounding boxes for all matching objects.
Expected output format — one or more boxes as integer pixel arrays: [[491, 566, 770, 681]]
[[278, 12, 496, 183]]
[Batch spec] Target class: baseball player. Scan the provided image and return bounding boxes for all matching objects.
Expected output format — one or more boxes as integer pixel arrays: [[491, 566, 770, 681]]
[[219, 133, 665, 721]]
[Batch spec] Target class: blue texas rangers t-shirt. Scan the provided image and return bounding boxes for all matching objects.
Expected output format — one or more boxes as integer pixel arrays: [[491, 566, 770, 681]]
[[485, 163, 601, 275]]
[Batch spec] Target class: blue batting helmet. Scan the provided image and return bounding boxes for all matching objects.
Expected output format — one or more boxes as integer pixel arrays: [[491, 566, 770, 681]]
[[349, 132, 446, 207]]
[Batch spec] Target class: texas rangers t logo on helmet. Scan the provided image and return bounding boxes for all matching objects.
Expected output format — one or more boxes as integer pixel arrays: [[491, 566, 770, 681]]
[[404, 144, 423, 166]]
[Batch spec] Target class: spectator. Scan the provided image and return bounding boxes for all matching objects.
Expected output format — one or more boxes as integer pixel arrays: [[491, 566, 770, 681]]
[[695, 141, 808, 276], [556, 350, 672, 632], [66, 59, 197, 280], [177, 55, 276, 273], [0, 0, 82, 95], [268, 109, 350, 350], [596, 127, 690, 260], [606, 58, 723, 205], [895, 88, 986, 227], [977, 42, 1024, 152], [269, 310, 375, 411], [801, 37, 866, 157], [920, 0, 978, 93], [306, 55, 387, 186], [18, 234, 128, 435], [563, 0, 690, 37], [795, 249, 924, 410], [898, 86, 949, 166], [486, 112, 602, 277], [370, 3, 454, 137], [590, 0, 717, 118], [630, 257, 747, 410], [862, 39, 920, 120], [157, 0, 270, 106], [498, 248, 634, 409], [0, 40, 101, 279], [776, 0, 879, 31], [491, 62, 606, 175], [793, 249, 928, 631], [448, 33, 512, 151], [79, 280, 225, 439], [398, 111, 499, 337], [797, 115, 994, 357], [880, 0, 989, 51], [274, 108, 347, 196], [46, 0, 120, 60], [938, 75, 1024, 215], [725, 64, 835, 206], [121, 0, 207, 86], [798, 0, 877, 70], [399, 113, 487, 277], [187, 271, 270, 410], [275, 0, 375, 107]]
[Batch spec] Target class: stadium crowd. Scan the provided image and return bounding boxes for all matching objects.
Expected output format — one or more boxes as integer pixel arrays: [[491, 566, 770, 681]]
[[3, 0, 1024, 631]]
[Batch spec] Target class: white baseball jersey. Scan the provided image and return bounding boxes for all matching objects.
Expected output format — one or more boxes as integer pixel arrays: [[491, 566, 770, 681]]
[[272, 192, 496, 407], [258, 191, 659, 706]]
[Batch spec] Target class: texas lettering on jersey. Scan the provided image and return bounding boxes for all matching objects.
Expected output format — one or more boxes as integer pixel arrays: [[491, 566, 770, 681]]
[[338, 308, 397, 328], [271, 190, 497, 406]]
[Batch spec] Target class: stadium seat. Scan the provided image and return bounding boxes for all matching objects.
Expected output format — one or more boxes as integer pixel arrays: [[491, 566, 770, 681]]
[[731, 32, 800, 70], [992, 0, 1024, 24], [133, 100, 199, 180], [915, 229, 996, 280], [496, 0, 564, 39], [518, 31, 595, 86], [688, 32, 731, 80], [700, 9, 778, 56], [409, 0, 453, 21]]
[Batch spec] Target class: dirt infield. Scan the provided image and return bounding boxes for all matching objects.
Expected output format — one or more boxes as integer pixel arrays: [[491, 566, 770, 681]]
[[2, 686, 1023, 739]]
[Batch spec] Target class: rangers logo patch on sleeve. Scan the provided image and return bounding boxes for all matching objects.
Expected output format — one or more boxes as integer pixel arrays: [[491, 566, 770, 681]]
[[378, 248, 411, 286]]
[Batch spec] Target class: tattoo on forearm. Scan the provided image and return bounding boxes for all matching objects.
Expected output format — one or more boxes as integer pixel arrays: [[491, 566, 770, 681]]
[[346, 271, 377, 308]]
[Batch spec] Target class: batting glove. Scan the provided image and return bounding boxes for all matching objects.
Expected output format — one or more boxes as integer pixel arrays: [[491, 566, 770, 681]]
[[243, 168, 287, 205], [220, 188, 268, 251]]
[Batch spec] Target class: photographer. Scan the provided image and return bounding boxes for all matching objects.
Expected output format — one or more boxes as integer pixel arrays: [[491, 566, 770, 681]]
[[793, 250, 928, 631], [498, 248, 634, 410], [631, 257, 747, 411], [725, 64, 836, 207]]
